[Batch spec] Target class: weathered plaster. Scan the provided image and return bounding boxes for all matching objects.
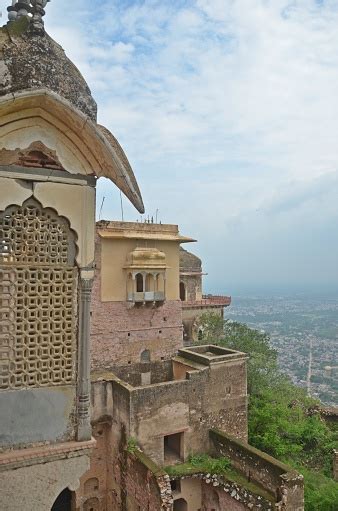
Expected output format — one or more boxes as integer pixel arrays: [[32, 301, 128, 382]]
[[0, 386, 76, 448], [0, 453, 90, 511]]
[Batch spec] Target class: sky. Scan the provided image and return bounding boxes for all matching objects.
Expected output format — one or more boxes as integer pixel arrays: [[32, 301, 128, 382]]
[[2, 0, 338, 295]]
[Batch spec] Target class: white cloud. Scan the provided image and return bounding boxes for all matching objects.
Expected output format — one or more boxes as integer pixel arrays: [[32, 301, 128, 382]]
[[2, 0, 338, 291]]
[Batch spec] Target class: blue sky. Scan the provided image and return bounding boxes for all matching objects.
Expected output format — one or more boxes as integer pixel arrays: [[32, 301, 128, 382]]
[[2, 0, 338, 294]]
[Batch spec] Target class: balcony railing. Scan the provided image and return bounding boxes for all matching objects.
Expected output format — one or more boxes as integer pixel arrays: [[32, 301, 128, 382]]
[[181, 295, 231, 308], [128, 291, 165, 303]]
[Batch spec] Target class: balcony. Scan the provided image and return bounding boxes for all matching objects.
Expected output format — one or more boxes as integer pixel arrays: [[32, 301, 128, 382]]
[[128, 291, 165, 303], [181, 295, 231, 309]]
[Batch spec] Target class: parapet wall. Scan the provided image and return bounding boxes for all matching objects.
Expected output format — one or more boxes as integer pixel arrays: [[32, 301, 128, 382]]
[[124, 450, 172, 510], [210, 429, 304, 511]]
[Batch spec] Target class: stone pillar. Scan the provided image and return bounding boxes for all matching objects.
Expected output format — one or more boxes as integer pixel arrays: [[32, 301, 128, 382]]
[[77, 270, 94, 441]]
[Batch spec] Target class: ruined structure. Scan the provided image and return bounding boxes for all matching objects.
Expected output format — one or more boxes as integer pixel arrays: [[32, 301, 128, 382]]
[[179, 248, 231, 343], [0, 4, 304, 511]]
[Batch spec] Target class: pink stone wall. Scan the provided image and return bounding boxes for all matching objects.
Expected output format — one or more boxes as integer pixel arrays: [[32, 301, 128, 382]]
[[91, 245, 184, 369]]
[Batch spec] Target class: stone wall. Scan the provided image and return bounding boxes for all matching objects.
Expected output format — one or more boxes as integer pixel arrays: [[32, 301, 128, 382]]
[[127, 357, 247, 465], [169, 473, 274, 511], [201, 475, 273, 511], [76, 423, 173, 511], [182, 306, 223, 343], [210, 430, 304, 511], [91, 243, 184, 369], [180, 274, 202, 302], [112, 360, 173, 387], [90, 354, 247, 468], [75, 422, 116, 511], [123, 450, 172, 510]]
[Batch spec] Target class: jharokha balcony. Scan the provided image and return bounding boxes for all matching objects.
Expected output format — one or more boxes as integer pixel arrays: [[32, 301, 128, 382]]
[[181, 295, 232, 309]]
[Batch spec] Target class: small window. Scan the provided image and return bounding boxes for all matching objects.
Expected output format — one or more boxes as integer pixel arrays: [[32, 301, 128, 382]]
[[84, 477, 99, 494], [136, 273, 143, 292], [173, 498, 187, 511], [140, 349, 151, 362], [179, 282, 186, 301], [170, 479, 181, 493], [164, 432, 184, 463]]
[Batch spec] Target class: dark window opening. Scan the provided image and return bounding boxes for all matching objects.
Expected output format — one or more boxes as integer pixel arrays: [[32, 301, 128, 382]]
[[170, 479, 181, 493], [140, 349, 151, 362], [179, 282, 186, 301], [136, 273, 143, 292], [164, 432, 184, 464], [173, 498, 188, 511]]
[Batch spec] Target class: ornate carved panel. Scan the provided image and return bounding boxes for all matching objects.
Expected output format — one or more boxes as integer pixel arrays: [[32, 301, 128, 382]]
[[0, 199, 77, 390]]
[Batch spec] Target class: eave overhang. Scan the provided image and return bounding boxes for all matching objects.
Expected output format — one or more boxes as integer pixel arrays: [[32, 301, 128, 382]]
[[0, 89, 144, 213]]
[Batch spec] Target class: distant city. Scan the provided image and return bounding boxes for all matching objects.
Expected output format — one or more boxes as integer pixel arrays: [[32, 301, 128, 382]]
[[225, 295, 338, 407]]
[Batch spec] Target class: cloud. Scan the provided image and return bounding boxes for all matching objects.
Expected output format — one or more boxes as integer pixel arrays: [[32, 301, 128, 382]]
[[2, 0, 338, 292]]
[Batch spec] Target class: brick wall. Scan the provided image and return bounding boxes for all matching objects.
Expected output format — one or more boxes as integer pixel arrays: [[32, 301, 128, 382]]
[[75, 422, 117, 511], [91, 252, 184, 369]]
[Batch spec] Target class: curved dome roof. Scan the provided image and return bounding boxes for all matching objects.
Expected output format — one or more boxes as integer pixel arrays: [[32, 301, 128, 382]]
[[179, 247, 202, 273], [125, 247, 167, 270], [0, 18, 97, 121]]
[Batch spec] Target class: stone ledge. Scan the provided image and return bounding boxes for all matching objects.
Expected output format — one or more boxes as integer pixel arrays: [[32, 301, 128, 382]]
[[0, 438, 95, 472]]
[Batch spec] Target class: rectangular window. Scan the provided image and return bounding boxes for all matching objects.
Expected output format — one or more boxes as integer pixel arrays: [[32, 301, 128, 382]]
[[164, 432, 184, 464]]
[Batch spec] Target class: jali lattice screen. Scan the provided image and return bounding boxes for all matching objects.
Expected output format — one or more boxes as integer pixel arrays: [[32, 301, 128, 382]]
[[0, 199, 77, 390]]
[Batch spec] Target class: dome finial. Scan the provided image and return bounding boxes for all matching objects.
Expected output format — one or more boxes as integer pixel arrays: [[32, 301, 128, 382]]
[[7, 1, 51, 34]]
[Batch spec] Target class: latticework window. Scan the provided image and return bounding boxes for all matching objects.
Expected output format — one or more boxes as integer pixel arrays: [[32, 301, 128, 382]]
[[0, 199, 77, 390]]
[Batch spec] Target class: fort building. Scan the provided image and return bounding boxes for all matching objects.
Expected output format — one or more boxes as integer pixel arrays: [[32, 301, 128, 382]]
[[91, 221, 194, 370], [0, 4, 304, 511], [179, 248, 231, 343]]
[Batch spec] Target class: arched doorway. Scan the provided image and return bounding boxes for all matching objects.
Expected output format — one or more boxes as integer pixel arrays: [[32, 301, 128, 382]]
[[140, 349, 151, 362], [180, 282, 186, 301], [51, 488, 72, 511], [173, 498, 188, 511]]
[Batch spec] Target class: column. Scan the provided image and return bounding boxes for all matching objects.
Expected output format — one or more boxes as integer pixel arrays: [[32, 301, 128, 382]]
[[77, 270, 94, 441]]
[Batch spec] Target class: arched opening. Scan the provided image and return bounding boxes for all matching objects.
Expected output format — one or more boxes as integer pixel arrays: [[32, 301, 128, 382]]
[[84, 477, 99, 494], [51, 488, 72, 511], [140, 349, 151, 363], [180, 282, 186, 301], [173, 498, 188, 511], [83, 497, 100, 511], [145, 273, 154, 292], [136, 273, 144, 292]]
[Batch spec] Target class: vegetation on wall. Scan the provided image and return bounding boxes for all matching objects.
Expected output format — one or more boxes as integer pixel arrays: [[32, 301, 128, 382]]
[[197, 312, 338, 511]]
